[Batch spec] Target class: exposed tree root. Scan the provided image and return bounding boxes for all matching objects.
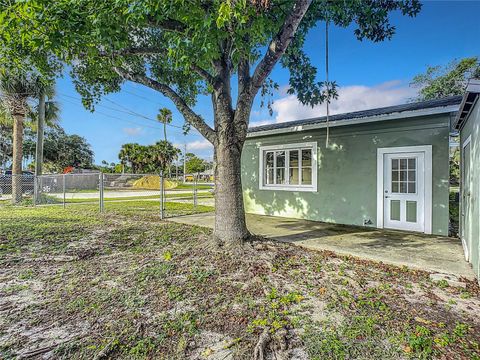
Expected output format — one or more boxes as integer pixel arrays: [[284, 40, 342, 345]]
[[253, 329, 271, 360], [253, 328, 291, 360]]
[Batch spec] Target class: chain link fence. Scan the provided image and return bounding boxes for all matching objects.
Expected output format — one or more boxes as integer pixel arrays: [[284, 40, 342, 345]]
[[0, 172, 214, 218], [0, 173, 35, 204], [102, 173, 214, 217], [35, 173, 101, 208]]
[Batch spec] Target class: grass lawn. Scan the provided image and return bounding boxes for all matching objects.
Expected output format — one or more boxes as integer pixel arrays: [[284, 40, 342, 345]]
[[174, 183, 213, 190], [66, 193, 214, 204], [1, 204, 479, 359]]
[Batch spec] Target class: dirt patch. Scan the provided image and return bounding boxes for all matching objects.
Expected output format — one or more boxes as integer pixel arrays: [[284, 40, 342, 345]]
[[1, 206, 479, 359]]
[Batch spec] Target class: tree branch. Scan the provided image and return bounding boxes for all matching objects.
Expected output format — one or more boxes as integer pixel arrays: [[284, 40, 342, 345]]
[[146, 17, 187, 33], [113, 67, 217, 144], [97, 46, 164, 57], [191, 64, 218, 89], [234, 57, 253, 139], [250, 0, 312, 93], [237, 58, 250, 96]]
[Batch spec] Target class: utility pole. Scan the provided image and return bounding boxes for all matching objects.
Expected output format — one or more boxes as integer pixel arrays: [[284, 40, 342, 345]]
[[183, 143, 187, 183], [35, 88, 46, 176]]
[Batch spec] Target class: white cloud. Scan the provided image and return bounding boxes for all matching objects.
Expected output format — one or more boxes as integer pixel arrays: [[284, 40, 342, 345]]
[[122, 127, 143, 136], [174, 139, 213, 151], [251, 80, 418, 127], [249, 119, 277, 127]]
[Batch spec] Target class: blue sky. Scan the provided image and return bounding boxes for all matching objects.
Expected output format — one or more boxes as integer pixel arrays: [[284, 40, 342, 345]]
[[56, 1, 480, 164]]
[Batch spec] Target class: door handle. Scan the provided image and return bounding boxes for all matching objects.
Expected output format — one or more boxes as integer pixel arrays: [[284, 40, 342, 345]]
[[385, 196, 390, 198]]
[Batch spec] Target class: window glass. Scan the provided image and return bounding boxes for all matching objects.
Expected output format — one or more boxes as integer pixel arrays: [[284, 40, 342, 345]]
[[392, 159, 399, 170], [289, 150, 299, 185], [276, 151, 285, 168], [265, 151, 274, 167], [266, 168, 274, 185], [264, 151, 275, 185], [289, 150, 299, 167], [302, 149, 312, 166], [391, 157, 416, 194], [302, 168, 312, 185], [276, 168, 285, 184]]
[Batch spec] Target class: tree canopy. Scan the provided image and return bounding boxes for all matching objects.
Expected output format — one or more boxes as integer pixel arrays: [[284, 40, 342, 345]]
[[0, 0, 422, 242], [23, 127, 94, 172], [0, 0, 421, 138], [118, 141, 180, 174], [411, 57, 480, 101], [185, 152, 207, 175]]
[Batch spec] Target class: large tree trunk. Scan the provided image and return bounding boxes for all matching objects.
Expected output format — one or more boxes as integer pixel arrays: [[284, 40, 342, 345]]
[[213, 138, 250, 247], [12, 113, 24, 204]]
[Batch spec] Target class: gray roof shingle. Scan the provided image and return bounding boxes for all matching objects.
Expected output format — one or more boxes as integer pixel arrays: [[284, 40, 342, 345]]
[[248, 95, 462, 133]]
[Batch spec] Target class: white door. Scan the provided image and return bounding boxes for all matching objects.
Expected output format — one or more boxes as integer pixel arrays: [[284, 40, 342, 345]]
[[383, 152, 425, 232]]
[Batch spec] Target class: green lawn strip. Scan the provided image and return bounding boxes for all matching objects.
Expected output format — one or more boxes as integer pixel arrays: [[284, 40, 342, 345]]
[[173, 183, 213, 190], [0, 192, 213, 205], [0, 206, 478, 359]]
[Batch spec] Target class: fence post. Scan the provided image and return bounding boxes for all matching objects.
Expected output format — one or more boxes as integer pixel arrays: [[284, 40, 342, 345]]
[[160, 170, 164, 219], [193, 175, 197, 208], [63, 174, 66, 209], [33, 175, 37, 207], [99, 172, 104, 213]]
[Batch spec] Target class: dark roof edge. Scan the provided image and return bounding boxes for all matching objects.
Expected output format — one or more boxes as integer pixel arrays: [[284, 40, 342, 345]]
[[248, 95, 462, 136], [454, 79, 480, 130]]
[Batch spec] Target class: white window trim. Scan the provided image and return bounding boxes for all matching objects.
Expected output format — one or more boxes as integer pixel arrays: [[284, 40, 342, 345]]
[[377, 145, 433, 234], [259, 142, 317, 192]]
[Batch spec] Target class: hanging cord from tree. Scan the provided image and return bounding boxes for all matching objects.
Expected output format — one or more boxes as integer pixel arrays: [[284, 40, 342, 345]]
[[325, 18, 330, 147]]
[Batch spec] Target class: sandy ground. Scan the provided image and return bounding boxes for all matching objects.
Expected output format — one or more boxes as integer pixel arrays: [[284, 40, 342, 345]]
[[169, 212, 476, 280]]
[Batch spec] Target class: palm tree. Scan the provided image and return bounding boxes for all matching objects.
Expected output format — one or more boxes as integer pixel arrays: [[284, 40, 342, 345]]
[[0, 72, 41, 203], [120, 143, 143, 173], [118, 144, 131, 173], [28, 83, 59, 175], [156, 108, 172, 142], [151, 141, 179, 172]]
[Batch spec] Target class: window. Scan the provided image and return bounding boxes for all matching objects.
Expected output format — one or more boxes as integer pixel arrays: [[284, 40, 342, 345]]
[[391, 157, 416, 194], [259, 142, 317, 191]]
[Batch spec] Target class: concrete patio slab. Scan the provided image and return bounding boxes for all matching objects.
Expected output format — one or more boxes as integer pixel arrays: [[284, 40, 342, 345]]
[[169, 212, 475, 280]]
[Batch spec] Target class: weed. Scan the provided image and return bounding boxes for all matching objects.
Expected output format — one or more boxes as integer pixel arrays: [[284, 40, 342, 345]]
[[405, 325, 433, 359], [18, 269, 34, 280], [3, 284, 29, 294], [435, 279, 449, 289], [248, 288, 304, 334]]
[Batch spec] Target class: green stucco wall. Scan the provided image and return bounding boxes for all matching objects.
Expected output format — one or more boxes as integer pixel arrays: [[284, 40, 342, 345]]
[[241, 114, 451, 235], [460, 100, 480, 280]]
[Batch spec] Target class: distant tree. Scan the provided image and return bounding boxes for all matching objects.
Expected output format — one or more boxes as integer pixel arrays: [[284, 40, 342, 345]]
[[118, 141, 180, 174], [24, 127, 94, 172], [411, 57, 480, 101], [156, 108, 173, 142], [96, 160, 119, 173], [0, 124, 12, 169], [119, 143, 132, 172], [119, 143, 143, 173], [150, 141, 179, 173], [450, 147, 460, 186], [185, 153, 206, 175]]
